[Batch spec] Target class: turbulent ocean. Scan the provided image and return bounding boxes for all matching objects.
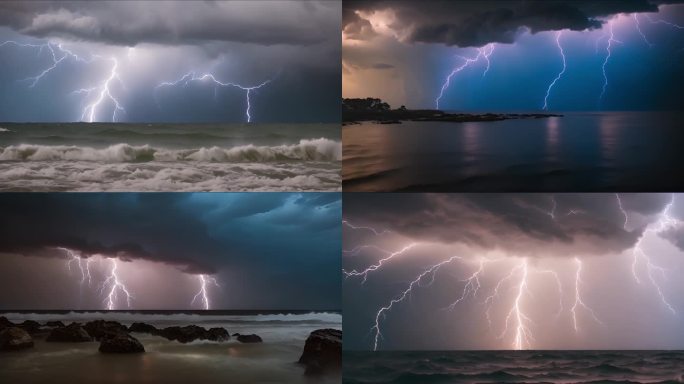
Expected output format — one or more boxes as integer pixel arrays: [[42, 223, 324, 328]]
[[343, 350, 684, 384], [0, 310, 341, 383], [0, 123, 341, 191], [343, 111, 684, 192]]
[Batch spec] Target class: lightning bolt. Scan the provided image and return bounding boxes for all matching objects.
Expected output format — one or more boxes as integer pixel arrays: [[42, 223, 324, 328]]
[[192, 274, 220, 310], [500, 259, 532, 350], [645, 14, 684, 29], [435, 44, 495, 109], [155, 72, 271, 122], [444, 257, 487, 310], [343, 243, 420, 283], [600, 20, 623, 107], [370, 255, 462, 350], [571, 257, 602, 332], [100, 259, 132, 310], [74, 58, 126, 122], [629, 193, 678, 314], [543, 31, 567, 110], [633, 14, 653, 47], [59, 247, 92, 285], [342, 220, 391, 236]]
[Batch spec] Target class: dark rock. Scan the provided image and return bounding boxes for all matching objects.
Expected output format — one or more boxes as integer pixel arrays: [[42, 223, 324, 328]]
[[232, 333, 240, 337], [128, 322, 158, 334], [46, 323, 92, 342], [84, 320, 128, 341], [99, 333, 144, 353], [0, 327, 34, 351], [237, 334, 262, 343], [206, 327, 230, 341], [0, 316, 14, 329], [45, 321, 65, 328], [159, 325, 206, 343], [18, 320, 42, 334], [298, 328, 342, 375]]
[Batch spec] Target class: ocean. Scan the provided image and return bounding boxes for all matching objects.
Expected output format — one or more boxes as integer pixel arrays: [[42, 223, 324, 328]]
[[0, 310, 341, 383], [0, 123, 341, 191], [342, 111, 684, 192], [343, 350, 684, 384]]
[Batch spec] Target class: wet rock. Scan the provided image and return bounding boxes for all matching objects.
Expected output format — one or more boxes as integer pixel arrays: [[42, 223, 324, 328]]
[[46, 323, 92, 342], [128, 322, 158, 334], [159, 325, 206, 343], [0, 316, 14, 330], [206, 327, 230, 341], [99, 333, 144, 353], [232, 333, 240, 337], [18, 320, 42, 334], [237, 334, 262, 343], [84, 320, 128, 340], [0, 327, 34, 351], [298, 329, 342, 375], [45, 321, 65, 328]]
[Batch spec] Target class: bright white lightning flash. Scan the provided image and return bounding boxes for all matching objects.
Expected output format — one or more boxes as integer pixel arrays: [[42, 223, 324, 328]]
[[73, 58, 126, 122], [370, 255, 462, 351], [645, 14, 684, 29], [543, 31, 567, 110], [629, 193, 678, 314], [501, 259, 532, 350], [435, 44, 495, 109], [571, 257, 602, 332], [343, 243, 420, 283], [192, 274, 220, 310], [633, 14, 653, 47], [100, 259, 132, 310], [600, 20, 623, 106], [59, 247, 92, 286], [342, 220, 391, 236], [155, 72, 271, 122]]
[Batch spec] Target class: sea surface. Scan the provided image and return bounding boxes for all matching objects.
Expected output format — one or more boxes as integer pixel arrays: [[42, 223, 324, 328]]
[[0, 123, 341, 191], [343, 350, 684, 384], [0, 310, 341, 384], [343, 111, 684, 192]]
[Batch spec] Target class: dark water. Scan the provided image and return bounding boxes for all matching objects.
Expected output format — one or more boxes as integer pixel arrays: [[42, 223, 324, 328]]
[[343, 350, 684, 384], [343, 112, 684, 192], [0, 122, 340, 191]]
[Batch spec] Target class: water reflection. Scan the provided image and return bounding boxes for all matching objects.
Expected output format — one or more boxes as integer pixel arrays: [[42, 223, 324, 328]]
[[462, 123, 480, 162], [599, 114, 621, 162]]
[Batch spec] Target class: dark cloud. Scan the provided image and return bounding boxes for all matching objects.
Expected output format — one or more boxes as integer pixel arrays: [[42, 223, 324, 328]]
[[344, 193, 680, 258], [0, 193, 341, 274], [344, 0, 683, 47], [0, 1, 338, 47]]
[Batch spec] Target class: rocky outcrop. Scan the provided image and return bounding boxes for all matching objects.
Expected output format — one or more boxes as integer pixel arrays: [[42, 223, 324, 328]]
[[45, 321, 65, 328], [99, 333, 145, 353], [0, 316, 14, 330], [236, 334, 263, 343], [206, 327, 230, 341], [158, 325, 230, 343], [84, 320, 128, 340], [0, 327, 34, 351], [128, 322, 158, 334], [298, 329, 342, 375], [46, 323, 92, 342], [18, 320, 42, 334]]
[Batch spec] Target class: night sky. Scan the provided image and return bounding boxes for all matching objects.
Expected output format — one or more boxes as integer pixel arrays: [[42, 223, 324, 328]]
[[0, 193, 341, 310], [0, 1, 340, 123], [343, 193, 684, 350], [343, 1, 684, 111]]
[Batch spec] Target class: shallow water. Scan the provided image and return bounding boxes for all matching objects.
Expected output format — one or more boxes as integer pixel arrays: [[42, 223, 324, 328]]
[[0, 123, 341, 191], [342, 112, 684, 192], [0, 311, 341, 384], [343, 350, 684, 384]]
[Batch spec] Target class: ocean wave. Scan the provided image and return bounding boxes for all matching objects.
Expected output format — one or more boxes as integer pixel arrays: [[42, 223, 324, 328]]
[[0, 139, 341, 162], [0, 127, 10, 132], [0, 311, 342, 324]]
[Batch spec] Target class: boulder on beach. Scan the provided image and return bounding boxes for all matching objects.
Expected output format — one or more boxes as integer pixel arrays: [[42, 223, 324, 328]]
[[0, 327, 34, 351], [84, 320, 128, 340], [46, 323, 92, 342], [0, 316, 14, 330], [99, 333, 145, 353], [128, 322, 158, 334], [18, 320, 42, 334], [159, 325, 207, 343], [237, 334, 263, 343], [298, 328, 342, 375], [45, 321, 65, 328], [206, 327, 230, 341]]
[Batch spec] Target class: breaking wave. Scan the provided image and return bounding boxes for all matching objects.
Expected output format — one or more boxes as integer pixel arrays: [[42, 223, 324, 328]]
[[0, 138, 341, 162]]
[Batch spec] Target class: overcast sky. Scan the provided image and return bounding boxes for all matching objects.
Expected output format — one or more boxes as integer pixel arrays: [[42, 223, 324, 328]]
[[343, 193, 684, 350], [343, 1, 684, 111], [0, 193, 341, 310], [0, 1, 341, 123]]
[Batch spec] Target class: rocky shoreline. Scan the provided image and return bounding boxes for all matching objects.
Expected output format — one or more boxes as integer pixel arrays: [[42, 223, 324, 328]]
[[342, 97, 562, 124], [0, 316, 341, 375]]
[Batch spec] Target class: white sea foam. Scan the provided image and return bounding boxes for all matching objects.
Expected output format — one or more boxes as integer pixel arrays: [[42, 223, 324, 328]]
[[0, 127, 10, 132], [0, 138, 341, 162]]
